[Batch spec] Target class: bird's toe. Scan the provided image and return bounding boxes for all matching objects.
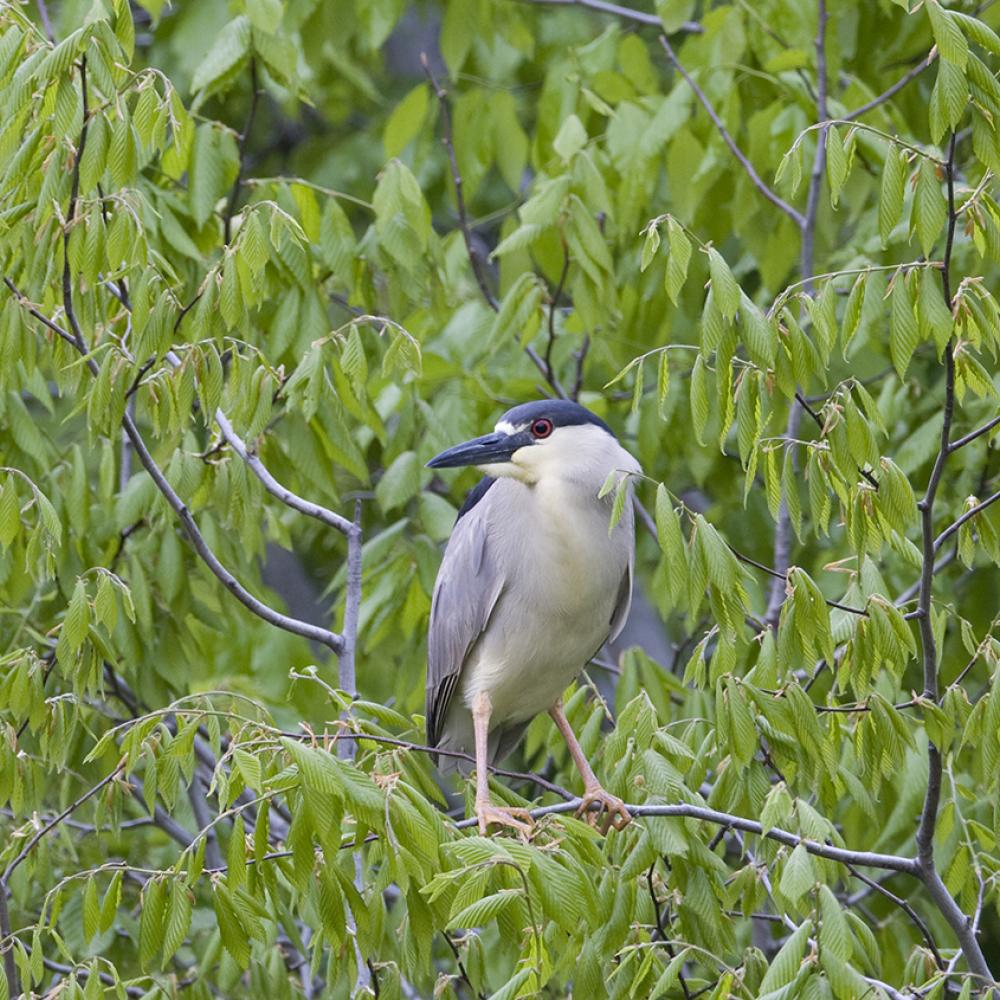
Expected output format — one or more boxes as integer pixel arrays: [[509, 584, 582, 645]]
[[475, 801, 534, 838], [576, 786, 632, 834]]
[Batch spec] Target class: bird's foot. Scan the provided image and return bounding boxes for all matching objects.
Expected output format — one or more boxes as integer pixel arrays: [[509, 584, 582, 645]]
[[475, 800, 534, 838], [576, 785, 632, 834]]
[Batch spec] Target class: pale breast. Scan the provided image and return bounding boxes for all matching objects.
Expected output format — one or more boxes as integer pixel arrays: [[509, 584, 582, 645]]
[[459, 477, 631, 725]]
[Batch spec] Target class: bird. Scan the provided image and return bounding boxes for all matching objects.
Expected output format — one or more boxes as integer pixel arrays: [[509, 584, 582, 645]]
[[425, 399, 641, 835]]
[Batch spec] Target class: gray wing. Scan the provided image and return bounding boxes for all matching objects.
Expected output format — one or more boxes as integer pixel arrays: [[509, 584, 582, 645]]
[[608, 499, 635, 642], [426, 496, 505, 747]]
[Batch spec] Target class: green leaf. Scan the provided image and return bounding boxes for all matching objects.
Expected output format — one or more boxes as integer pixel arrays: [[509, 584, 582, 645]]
[[778, 843, 815, 904], [384, 83, 429, 158], [879, 145, 907, 246], [758, 919, 812, 992], [447, 889, 521, 929], [932, 59, 969, 135], [926, 0, 968, 68], [912, 158, 947, 258], [889, 271, 919, 378], [640, 224, 660, 272], [0, 476, 20, 547], [826, 126, 848, 207], [690, 354, 710, 445], [656, 0, 694, 32], [707, 247, 740, 321], [553, 113, 588, 161], [665, 218, 692, 305], [161, 881, 193, 967], [190, 15, 251, 98], [376, 451, 421, 513]]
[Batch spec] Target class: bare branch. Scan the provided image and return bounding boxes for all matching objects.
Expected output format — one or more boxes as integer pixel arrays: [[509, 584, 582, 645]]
[[658, 35, 805, 228], [62, 59, 90, 354], [224, 58, 259, 245], [765, 0, 828, 628], [518, 0, 700, 32], [421, 54, 498, 312], [948, 414, 1000, 454], [933, 489, 1000, 553], [3, 765, 126, 882], [450, 798, 917, 872], [843, 50, 937, 122], [35, 0, 55, 42], [122, 411, 345, 653], [421, 53, 567, 398], [571, 333, 590, 401], [846, 864, 944, 969], [544, 241, 571, 390], [214, 409, 355, 535]]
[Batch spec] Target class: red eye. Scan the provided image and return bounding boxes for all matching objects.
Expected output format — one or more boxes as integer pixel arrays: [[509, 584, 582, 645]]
[[531, 418, 553, 439]]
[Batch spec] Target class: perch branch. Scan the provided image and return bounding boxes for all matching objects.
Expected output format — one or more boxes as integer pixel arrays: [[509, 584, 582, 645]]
[[658, 35, 805, 228]]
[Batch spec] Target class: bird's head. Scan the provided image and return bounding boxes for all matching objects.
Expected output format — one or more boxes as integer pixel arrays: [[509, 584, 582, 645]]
[[427, 400, 639, 487]]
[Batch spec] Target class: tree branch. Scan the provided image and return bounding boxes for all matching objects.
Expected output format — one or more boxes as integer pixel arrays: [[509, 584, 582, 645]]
[[122, 410, 345, 652], [214, 409, 355, 535], [843, 51, 937, 122], [422, 53, 568, 398], [451, 798, 916, 872], [764, 0, 827, 628], [61, 58, 89, 354], [910, 131, 997, 997], [518, 0, 700, 32], [846, 864, 944, 969], [658, 35, 805, 228], [948, 413, 1000, 454], [933, 490, 1000, 553], [223, 58, 259, 245]]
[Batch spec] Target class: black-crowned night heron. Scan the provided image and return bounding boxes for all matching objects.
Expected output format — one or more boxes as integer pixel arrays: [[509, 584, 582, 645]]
[[425, 400, 640, 835]]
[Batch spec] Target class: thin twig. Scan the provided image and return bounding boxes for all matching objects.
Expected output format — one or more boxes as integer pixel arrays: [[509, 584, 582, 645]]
[[35, 0, 55, 42], [62, 59, 90, 354], [764, 0, 828, 628], [518, 0, 700, 32], [843, 51, 937, 122], [224, 59, 259, 245], [442, 932, 486, 1000], [544, 241, 571, 389], [421, 54, 497, 311], [948, 414, 1000, 453], [448, 798, 916, 871], [658, 36, 805, 228], [933, 489, 1000, 553], [214, 409, 355, 535], [571, 334, 590, 400], [846, 865, 944, 969], [911, 131, 998, 996], [3, 765, 126, 882], [421, 53, 567, 398]]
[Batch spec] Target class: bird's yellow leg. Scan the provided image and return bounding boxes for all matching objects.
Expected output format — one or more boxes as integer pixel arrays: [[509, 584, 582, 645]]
[[549, 698, 631, 834], [471, 691, 533, 837]]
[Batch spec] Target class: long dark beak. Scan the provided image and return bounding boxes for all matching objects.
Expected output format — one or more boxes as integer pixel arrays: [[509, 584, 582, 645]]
[[426, 431, 529, 469]]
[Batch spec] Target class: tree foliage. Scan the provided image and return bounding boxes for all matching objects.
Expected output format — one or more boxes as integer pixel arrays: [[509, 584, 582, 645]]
[[0, 0, 999, 996]]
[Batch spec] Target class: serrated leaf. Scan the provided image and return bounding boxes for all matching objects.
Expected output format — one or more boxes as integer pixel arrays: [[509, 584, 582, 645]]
[[778, 843, 815, 903], [665, 218, 691, 305], [826, 125, 848, 207], [161, 881, 193, 967], [879, 145, 906, 246], [890, 271, 920, 378], [447, 889, 521, 930], [927, 0, 968, 68], [707, 247, 740, 321], [912, 157, 948, 257], [690, 354, 709, 445], [191, 15, 251, 96]]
